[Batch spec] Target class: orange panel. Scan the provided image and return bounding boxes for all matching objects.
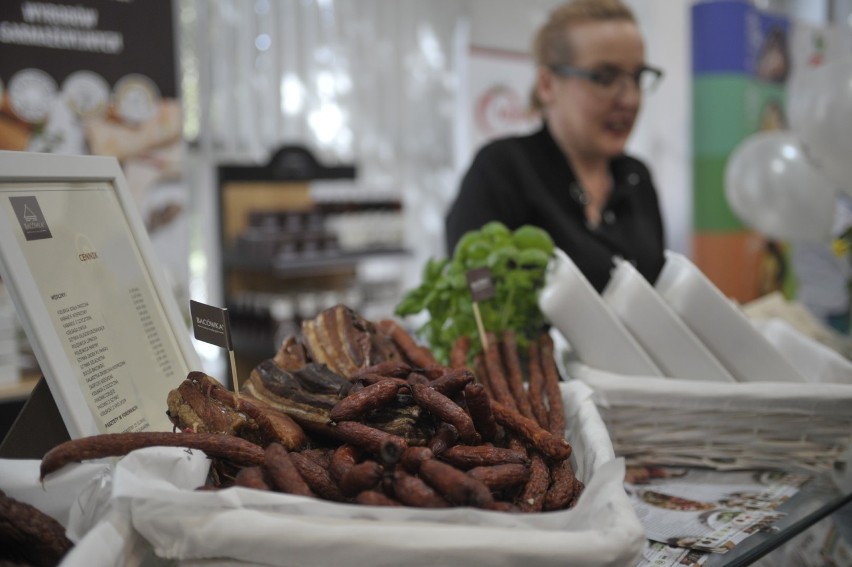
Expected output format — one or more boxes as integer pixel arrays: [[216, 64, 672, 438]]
[[692, 231, 785, 304]]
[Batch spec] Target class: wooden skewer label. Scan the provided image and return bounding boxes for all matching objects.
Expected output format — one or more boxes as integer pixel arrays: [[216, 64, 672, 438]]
[[189, 299, 239, 394], [466, 267, 495, 352]]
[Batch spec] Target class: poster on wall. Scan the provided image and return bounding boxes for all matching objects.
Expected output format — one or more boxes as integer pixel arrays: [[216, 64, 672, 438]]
[[692, 0, 852, 329], [691, 1, 792, 303], [0, 0, 189, 325], [462, 46, 540, 170]]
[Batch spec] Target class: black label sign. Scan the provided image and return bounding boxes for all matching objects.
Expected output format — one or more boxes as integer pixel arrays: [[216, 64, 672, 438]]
[[9, 195, 52, 240], [190, 299, 232, 350], [466, 267, 495, 302]]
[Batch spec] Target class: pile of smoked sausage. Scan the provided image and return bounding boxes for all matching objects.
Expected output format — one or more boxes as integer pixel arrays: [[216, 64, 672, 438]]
[[224, 327, 582, 512], [39, 326, 582, 513]]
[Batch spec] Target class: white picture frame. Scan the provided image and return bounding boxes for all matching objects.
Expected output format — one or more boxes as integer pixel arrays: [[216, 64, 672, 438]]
[[0, 151, 200, 438]]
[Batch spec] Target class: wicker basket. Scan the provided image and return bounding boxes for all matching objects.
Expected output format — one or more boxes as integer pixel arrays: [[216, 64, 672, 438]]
[[565, 361, 852, 473], [542, 249, 852, 473]]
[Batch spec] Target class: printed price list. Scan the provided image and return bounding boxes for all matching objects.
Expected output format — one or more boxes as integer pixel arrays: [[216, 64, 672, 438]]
[[130, 287, 175, 380], [58, 298, 132, 428]]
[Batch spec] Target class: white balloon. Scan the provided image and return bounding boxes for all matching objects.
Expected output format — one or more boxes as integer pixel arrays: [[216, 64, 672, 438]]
[[724, 131, 837, 242], [788, 57, 852, 197]]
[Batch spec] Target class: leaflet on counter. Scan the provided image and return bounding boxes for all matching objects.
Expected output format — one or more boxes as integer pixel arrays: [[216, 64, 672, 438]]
[[625, 466, 809, 557], [635, 541, 710, 567]]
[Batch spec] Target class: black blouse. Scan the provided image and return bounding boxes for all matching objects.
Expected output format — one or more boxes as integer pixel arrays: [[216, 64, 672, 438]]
[[445, 124, 666, 292]]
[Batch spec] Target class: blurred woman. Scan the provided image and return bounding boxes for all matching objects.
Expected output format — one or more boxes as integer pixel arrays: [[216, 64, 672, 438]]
[[445, 0, 666, 292]]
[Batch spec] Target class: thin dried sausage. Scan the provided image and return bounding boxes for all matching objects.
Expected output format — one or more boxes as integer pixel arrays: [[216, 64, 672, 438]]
[[440, 445, 528, 469], [40, 432, 265, 480], [501, 330, 535, 420], [411, 383, 481, 445], [0, 489, 73, 566], [234, 466, 271, 491], [517, 453, 549, 512], [418, 458, 494, 508], [289, 451, 346, 501], [339, 460, 384, 497], [543, 459, 576, 511], [329, 444, 360, 483], [330, 379, 401, 422], [400, 446, 434, 474], [355, 490, 401, 507], [265, 443, 315, 497], [483, 332, 516, 410], [327, 421, 407, 464], [526, 340, 549, 428], [463, 383, 498, 442], [539, 334, 566, 438], [428, 422, 459, 456], [490, 400, 572, 462], [429, 368, 475, 398], [392, 468, 450, 508], [467, 463, 530, 491], [377, 319, 436, 368], [450, 335, 471, 369]]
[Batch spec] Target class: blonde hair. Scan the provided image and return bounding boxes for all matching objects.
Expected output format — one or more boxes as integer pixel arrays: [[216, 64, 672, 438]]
[[530, 0, 637, 111]]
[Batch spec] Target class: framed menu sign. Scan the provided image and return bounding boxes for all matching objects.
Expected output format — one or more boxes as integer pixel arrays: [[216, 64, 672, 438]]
[[0, 151, 199, 439]]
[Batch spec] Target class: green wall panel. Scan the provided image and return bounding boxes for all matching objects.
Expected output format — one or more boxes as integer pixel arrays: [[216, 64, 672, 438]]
[[693, 155, 745, 232], [693, 75, 787, 231], [693, 75, 787, 158]]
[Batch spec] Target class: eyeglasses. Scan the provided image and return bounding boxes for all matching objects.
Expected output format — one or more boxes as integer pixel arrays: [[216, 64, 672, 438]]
[[548, 64, 664, 96]]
